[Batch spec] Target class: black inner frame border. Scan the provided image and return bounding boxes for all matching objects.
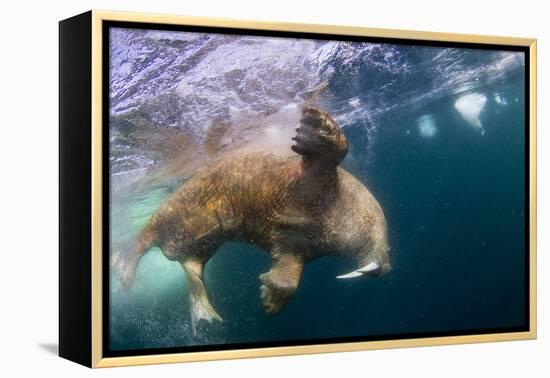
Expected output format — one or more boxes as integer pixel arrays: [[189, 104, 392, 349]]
[[101, 20, 531, 359]]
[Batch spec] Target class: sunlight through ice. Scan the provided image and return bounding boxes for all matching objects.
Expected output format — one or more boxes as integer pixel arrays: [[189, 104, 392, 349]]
[[454, 93, 488, 135]]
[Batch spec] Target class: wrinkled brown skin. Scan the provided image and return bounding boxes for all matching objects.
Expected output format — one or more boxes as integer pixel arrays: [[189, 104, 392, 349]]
[[121, 106, 391, 329]]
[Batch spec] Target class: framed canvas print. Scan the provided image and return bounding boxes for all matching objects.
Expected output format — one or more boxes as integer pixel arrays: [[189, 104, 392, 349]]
[[59, 10, 537, 368]]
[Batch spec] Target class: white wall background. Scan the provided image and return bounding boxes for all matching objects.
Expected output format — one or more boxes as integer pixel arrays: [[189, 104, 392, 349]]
[[0, 0, 547, 376]]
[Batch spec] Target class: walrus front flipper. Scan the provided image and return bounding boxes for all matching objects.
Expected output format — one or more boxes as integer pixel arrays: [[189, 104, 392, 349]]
[[291, 106, 348, 168], [181, 259, 222, 335], [259, 253, 304, 314]]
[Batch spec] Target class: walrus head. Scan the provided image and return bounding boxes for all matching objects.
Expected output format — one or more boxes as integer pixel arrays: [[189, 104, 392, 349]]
[[289, 106, 392, 281]]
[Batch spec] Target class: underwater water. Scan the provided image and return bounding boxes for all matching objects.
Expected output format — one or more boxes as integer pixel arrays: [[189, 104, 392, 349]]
[[108, 28, 526, 352]]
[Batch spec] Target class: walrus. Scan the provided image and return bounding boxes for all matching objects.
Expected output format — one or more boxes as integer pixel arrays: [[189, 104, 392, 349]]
[[119, 106, 391, 332]]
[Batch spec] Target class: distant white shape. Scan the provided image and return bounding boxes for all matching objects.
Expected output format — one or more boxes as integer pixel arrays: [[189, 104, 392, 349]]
[[494, 93, 508, 106], [417, 115, 437, 138], [454, 93, 487, 135]]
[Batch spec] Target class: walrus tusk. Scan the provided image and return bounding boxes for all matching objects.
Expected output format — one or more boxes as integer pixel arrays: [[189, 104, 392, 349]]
[[336, 262, 380, 279], [336, 271, 363, 279], [357, 262, 380, 274]]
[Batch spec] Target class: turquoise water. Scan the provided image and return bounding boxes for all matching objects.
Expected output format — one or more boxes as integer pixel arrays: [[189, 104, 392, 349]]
[[108, 33, 526, 352]]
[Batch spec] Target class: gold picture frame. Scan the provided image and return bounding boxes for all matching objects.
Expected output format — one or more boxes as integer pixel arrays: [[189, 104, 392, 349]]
[[59, 9, 537, 368]]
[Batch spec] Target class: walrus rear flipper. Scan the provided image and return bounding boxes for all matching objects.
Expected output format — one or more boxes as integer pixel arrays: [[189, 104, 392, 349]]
[[181, 259, 222, 335], [291, 106, 348, 169], [118, 225, 157, 289]]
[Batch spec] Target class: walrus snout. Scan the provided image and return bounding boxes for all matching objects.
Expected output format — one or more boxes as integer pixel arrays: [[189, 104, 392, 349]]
[[380, 262, 392, 276], [366, 262, 392, 277]]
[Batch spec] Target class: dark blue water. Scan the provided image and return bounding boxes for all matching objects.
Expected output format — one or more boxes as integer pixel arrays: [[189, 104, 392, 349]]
[[108, 36, 526, 352]]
